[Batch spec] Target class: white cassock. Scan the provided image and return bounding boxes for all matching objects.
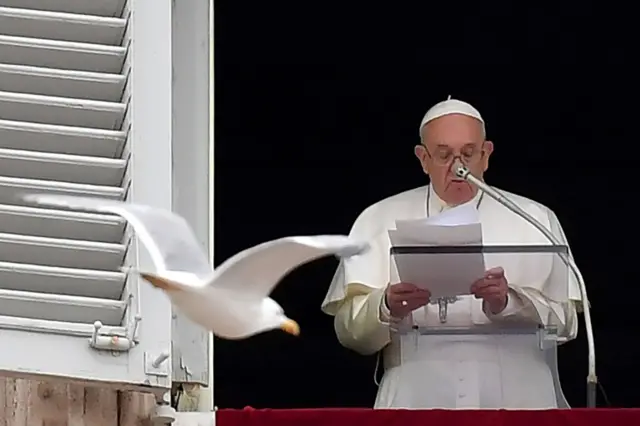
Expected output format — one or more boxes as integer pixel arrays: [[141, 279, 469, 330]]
[[321, 184, 583, 409]]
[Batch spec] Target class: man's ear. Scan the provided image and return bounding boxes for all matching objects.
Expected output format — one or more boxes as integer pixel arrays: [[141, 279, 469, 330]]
[[482, 140, 494, 171], [414, 145, 429, 174], [484, 140, 494, 155]]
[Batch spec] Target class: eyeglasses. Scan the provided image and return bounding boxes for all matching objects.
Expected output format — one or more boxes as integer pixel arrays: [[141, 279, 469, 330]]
[[424, 143, 485, 167]]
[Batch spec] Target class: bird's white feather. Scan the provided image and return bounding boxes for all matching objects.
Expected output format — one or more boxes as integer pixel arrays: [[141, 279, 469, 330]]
[[22, 194, 213, 279], [209, 235, 369, 300]]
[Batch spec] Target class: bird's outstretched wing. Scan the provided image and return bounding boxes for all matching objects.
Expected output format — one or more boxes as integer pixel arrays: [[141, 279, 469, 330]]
[[22, 194, 213, 279], [210, 235, 369, 299]]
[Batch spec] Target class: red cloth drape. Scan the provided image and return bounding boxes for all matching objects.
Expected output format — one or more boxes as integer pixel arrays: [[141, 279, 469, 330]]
[[217, 408, 640, 426]]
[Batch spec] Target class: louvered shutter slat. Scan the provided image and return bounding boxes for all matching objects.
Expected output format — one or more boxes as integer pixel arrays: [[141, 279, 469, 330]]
[[0, 64, 126, 102], [0, 3, 131, 331], [0, 7, 127, 45], [0, 233, 125, 270], [0, 91, 126, 129], [0, 148, 127, 186], [0, 205, 125, 242], [0, 35, 127, 73], [0, 289, 125, 323], [0, 120, 126, 157], [0, 0, 127, 17], [0, 262, 125, 298], [0, 177, 125, 205]]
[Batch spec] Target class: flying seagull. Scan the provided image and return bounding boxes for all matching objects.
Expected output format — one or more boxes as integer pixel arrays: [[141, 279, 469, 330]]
[[22, 194, 369, 339]]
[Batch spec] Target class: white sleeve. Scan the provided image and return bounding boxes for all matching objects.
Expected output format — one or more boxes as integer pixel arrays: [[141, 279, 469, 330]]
[[322, 203, 396, 354], [333, 287, 392, 355], [321, 203, 389, 316]]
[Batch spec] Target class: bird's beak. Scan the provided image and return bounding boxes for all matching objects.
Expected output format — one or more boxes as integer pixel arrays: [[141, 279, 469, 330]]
[[139, 272, 183, 293], [280, 319, 300, 336]]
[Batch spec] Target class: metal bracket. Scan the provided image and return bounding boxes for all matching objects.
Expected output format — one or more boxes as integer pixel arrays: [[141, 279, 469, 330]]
[[146, 350, 171, 376], [180, 356, 193, 378], [537, 326, 558, 350], [537, 328, 545, 350]]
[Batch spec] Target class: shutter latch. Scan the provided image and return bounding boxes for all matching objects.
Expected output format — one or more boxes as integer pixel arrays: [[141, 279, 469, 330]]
[[89, 315, 140, 352]]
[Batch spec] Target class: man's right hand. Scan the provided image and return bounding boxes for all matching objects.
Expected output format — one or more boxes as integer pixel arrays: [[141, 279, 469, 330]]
[[385, 282, 431, 319]]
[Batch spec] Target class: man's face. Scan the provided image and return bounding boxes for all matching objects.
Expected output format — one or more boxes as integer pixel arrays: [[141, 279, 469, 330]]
[[414, 114, 493, 206]]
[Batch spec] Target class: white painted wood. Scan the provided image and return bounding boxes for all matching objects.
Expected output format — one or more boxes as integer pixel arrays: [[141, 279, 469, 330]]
[[171, 0, 213, 390], [120, 0, 174, 392], [207, 0, 215, 411]]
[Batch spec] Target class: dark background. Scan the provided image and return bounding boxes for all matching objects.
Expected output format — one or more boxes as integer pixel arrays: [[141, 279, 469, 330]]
[[213, 1, 635, 409]]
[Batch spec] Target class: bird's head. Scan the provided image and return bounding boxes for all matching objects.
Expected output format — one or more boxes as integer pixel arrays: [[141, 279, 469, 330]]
[[261, 298, 300, 337]]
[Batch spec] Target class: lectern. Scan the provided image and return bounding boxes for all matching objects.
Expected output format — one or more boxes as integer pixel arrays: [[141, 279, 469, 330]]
[[386, 244, 571, 409]]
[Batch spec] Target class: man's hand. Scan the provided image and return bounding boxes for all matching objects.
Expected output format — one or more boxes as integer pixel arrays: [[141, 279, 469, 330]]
[[385, 283, 431, 319], [470, 267, 509, 314]]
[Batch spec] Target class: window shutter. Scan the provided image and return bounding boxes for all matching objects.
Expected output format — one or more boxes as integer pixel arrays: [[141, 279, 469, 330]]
[[0, 0, 174, 395]]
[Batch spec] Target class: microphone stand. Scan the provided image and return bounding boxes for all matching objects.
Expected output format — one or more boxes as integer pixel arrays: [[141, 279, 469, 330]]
[[454, 164, 597, 408]]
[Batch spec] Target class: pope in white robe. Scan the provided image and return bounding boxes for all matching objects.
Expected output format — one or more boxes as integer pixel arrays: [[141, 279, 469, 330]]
[[321, 98, 584, 409]]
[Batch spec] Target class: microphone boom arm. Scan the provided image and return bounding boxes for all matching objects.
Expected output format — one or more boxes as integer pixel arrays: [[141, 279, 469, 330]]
[[454, 164, 597, 408]]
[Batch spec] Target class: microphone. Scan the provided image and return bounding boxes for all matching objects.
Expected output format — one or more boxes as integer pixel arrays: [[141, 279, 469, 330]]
[[453, 160, 597, 408]]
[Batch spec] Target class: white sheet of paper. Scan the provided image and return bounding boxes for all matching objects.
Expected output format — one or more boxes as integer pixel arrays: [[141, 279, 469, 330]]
[[397, 200, 481, 229], [389, 202, 486, 299]]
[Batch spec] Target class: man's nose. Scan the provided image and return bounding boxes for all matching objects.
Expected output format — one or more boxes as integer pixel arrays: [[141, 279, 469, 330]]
[[447, 156, 462, 173]]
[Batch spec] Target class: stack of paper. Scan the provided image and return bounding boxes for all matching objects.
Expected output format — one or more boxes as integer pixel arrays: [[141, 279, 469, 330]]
[[388, 201, 486, 299]]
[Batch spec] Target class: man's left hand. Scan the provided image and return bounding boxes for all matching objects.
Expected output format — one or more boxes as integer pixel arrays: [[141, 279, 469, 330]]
[[470, 267, 509, 314]]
